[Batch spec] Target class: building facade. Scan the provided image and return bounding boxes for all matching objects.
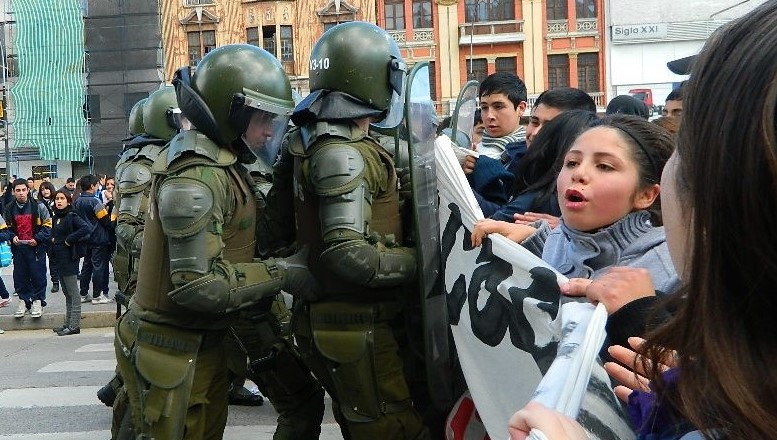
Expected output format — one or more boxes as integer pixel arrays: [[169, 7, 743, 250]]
[[375, 0, 606, 114], [605, 0, 767, 111], [159, 0, 377, 94]]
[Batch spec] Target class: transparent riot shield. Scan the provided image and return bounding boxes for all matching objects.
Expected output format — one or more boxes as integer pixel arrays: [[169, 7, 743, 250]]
[[405, 62, 457, 411], [448, 80, 479, 149]]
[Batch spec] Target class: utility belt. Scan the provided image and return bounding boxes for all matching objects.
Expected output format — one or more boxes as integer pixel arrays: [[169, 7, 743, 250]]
[[118, 312, 226, 355]]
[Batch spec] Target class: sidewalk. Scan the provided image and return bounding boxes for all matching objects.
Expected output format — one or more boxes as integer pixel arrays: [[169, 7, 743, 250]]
[[0, 263, 119, 332]]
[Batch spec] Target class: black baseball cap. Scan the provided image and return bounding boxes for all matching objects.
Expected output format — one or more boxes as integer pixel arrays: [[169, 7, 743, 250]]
[[667, 55, 696, 75]]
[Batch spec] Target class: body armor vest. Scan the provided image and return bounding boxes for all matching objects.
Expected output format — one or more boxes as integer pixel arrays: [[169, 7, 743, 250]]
[[292, 128, 404, 300], [133, 146, 257, 330]]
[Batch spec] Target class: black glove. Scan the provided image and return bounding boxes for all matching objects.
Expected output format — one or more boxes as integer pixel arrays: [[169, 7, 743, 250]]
[[277, 246, 320, 301]]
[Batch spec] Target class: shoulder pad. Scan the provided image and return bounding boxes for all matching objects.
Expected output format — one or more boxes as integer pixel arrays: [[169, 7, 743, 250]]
[[119, 147, 140, 164], [309, 144, 366, 197], [299, 122, 366, 152], [162, 131, 236, 174], [118, 162, 153, 194], [136, 144, 164, 162], [157, 177, 214, 238]]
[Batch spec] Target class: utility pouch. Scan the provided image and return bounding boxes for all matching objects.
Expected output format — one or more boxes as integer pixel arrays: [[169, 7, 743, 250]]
[[132, 320, 201, 436], [310, 302, 380, 422]]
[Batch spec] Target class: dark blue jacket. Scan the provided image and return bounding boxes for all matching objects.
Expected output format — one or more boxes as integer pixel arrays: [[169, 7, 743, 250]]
[[470, 139, 527, 217], [0, 199, 52, 252], [73, 192, 115, 247]]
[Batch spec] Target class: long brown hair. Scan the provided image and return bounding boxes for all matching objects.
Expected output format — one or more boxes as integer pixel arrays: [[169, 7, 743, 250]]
[[643, 3, 777, 438]]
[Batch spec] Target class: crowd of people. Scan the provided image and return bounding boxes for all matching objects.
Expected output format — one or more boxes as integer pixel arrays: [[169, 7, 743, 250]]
[[2, 3, 777, 439], [0, 173, 117, 335]]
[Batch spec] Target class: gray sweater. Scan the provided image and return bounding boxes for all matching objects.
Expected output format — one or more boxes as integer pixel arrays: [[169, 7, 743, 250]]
[[523, 211, 680, 295]]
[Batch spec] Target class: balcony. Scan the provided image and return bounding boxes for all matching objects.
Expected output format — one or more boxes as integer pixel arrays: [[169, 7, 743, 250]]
[[547, 18, 599, 36], [388, 28, 435, 47], [459, 20, 525, 45]]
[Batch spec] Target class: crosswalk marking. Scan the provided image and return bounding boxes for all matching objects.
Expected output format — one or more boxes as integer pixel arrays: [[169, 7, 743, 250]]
[[0, 386, 101, 408], [38, 359, 115, 372], [75, 342, 114, 352]]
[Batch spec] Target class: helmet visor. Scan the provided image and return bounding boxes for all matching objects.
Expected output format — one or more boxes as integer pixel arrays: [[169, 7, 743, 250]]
[[231, 92, 292, 162], [372, 56, 407, 129], [240, 109, 290, 164]]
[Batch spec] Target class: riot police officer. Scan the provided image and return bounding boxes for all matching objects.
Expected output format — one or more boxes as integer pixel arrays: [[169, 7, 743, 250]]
[[113, 45, 315, 440], [277, 22, 428, 439], [101, 88, 179, 439]]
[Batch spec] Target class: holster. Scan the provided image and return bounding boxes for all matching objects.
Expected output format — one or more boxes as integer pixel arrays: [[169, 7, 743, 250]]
[[117, 314, 202, 439]]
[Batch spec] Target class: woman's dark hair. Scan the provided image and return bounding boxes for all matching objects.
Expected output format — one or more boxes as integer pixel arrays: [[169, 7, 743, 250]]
[[53, 189, 73, 206], [511, 110, 598, 210], [585, 114, 675, 225], [37, 181, 56, 201], [643, 4, 777, 438]]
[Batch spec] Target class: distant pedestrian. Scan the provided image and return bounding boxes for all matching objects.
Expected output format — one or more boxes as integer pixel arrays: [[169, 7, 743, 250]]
[[26, 177, 38, 200], [38, 181, 59, 293], [73, 174, 115, 304], [0, 178, 51, 318], [50, 190, 91, 336], [59, 177, 77, 199]]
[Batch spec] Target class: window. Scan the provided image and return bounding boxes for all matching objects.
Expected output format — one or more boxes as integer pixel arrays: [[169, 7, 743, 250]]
[[184, 0, 214, 6], [428, 61, 437, 101], [32, 165, 57, 179], [124, 92, 147, 117], [495, 56, 516, 74], [84, 94, 101, 123], [246, 27, 260, 47], [385, 0, 405, 30], [187, 30, 215, 66], [5, 54, 18, 78], [577, 53, 599, 92], [576, 0, 596, 18], [467, 58, 488, 83], [280, 26, 293, 62], [464, 0, 514, 22], [547, 55, 569, 89], [546, 0, 567, 21], [262, 26, 276, 57], [413, 0, 432, 28]]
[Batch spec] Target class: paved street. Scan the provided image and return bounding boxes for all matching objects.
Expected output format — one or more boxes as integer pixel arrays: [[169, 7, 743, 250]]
[[0, 327, 343, 439]]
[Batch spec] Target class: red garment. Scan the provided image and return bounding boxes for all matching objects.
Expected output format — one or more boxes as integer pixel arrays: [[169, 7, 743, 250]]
[[14, 213, 34, 240]]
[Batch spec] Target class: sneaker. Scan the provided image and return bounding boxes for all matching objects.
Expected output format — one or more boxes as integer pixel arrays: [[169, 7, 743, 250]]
[[53, 325, 67, 333], [228, 386, 264, 407], [14, 301, 26, 318], [0, 298, 10, 308], [0, 328, 4, 334], [92, 294, 112, 305], [80, 295, 91, 303], [30, 300, 43, 318], [57, 327, 80, 336], [51, 283, 59, 293]]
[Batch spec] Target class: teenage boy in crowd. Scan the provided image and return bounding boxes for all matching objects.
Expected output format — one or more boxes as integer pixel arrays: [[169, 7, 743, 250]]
[[74, 174, 115, 304], [464, 72, 528, 210], [1, 178, 51, 318]]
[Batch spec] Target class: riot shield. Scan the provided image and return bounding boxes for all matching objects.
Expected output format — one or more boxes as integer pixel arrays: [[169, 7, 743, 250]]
[[405, 62, 456, 410], [448, 80, 479, 149]]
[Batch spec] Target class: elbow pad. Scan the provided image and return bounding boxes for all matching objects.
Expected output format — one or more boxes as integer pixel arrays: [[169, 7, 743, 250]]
[[319, 240, 416, 288], [167, 259, 285, 314]]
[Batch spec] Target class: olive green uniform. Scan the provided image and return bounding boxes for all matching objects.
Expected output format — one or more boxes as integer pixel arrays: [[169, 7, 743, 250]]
[[222, 159, 326, 440], [115, 131, 287, 440], [287, 121, 427, 439]]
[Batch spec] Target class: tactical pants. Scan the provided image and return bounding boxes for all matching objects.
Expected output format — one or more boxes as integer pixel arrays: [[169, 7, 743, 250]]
[[293, 301, 428, 440], [224, 296, 325, 440], [114, 310, 229, 440]]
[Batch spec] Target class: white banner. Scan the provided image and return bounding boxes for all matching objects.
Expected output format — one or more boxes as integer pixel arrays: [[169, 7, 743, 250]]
[[435, 136, 635, 440]]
